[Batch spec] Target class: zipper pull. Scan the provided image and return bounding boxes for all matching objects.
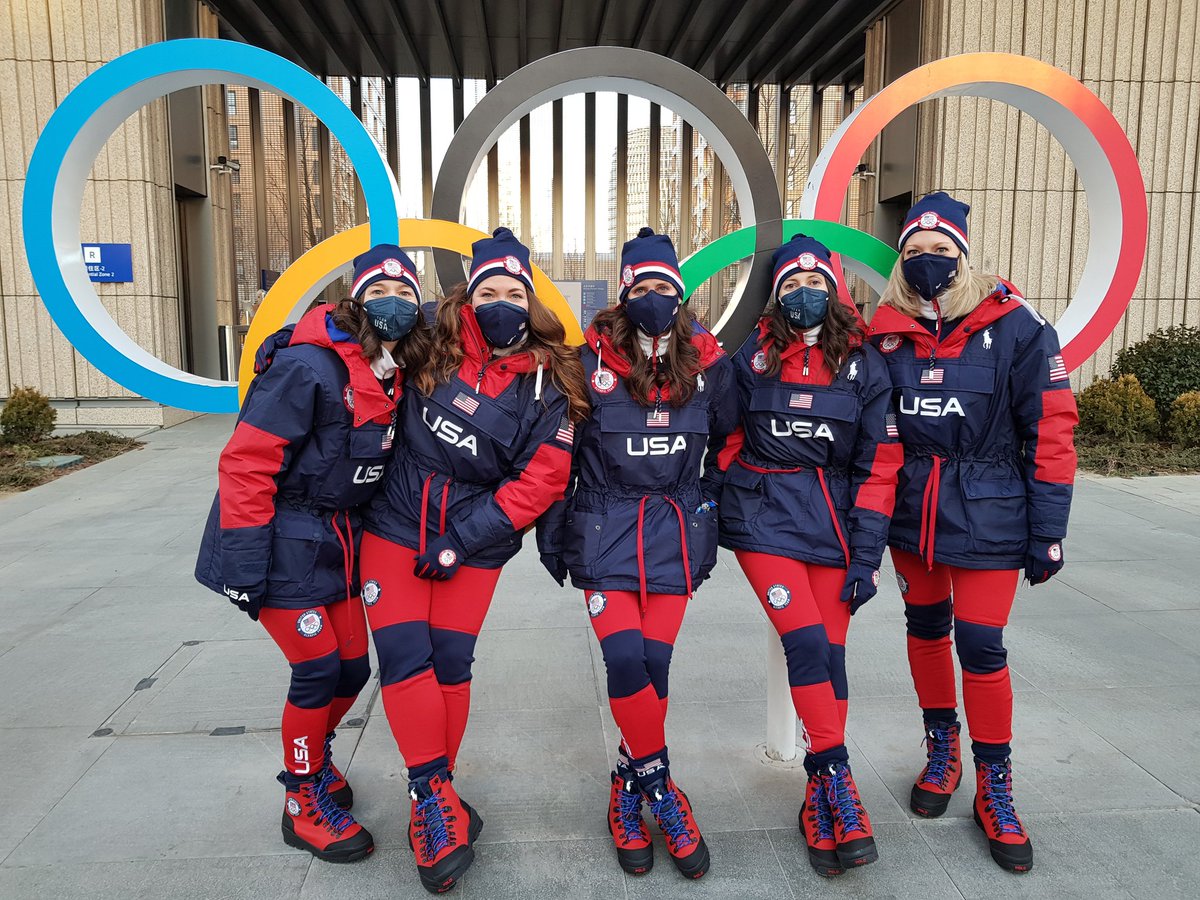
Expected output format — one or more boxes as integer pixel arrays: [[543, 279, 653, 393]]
[[803, 345, 810, 377], [475, 356, 489, 393]]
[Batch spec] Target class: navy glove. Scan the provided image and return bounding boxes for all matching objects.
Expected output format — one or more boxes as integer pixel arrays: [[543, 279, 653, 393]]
[[222, 583, 265, 621], [540, 553, 568, 587], [839, 560, 880, 614], [414, 532, 465, 580], [1025, 538, 1065, 585]]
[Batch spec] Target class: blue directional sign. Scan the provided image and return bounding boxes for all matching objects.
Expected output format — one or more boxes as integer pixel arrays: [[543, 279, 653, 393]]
[[81, 243, 133, 282]]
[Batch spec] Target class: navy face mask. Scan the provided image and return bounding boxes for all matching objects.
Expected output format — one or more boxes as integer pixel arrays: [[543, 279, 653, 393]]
[[475, 300, 530, 348], [625, 289, 680, 336], [777, 286, 829, 329], [902, 253, 959, 301], [362, 296, 420, 341]]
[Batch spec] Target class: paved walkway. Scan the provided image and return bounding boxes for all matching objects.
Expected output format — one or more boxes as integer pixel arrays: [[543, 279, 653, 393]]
[[1, 414, 1198, 899]]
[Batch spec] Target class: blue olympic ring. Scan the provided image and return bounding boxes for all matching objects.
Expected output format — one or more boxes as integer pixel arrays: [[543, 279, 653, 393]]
[[22, 39, 401, 413]]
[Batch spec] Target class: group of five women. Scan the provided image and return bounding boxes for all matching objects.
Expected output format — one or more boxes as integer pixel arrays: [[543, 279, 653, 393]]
[[197, 190, 1078, 893]]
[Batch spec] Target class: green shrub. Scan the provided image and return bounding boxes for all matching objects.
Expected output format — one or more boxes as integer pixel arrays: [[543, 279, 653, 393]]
[[0, 387, 57, 444], [1076, 374, 1159, 442], [1167, 391, 1200, 447], [1112, 325, 1200, 421]]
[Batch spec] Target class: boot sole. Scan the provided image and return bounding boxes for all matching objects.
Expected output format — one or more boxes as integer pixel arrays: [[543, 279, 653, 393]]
[[418, 846, 475, 894], [281, 823, 374, 864], [973, 809, 1033, 873], [909, 769, 962, 818], [607, 818, 653, 875], [806, 847, 845, 878], [670, 836, 710, 879], [835, 836, 878, 868]]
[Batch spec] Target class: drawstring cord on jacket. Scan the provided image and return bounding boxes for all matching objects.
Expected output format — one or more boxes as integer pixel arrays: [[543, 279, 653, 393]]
[[634, 494, 694, 615], [417, 469, 454, 557], [919, 456, 943, 571]]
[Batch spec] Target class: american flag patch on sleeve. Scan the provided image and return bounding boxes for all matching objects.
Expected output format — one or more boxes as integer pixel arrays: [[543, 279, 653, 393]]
[[920, 368, 944, 384], [555, 415, 574, 444], [1048, 354, 1069, 382], [885, 413, 899, 438], [789, 392, 813, 409], [452, 392, 480, 415], [646, 409, 670, 428]]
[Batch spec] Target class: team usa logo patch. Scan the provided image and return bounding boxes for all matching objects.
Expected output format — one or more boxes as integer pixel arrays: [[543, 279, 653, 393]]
[[896, 571, 910, 595], [1048, 543, 1062, 562], [286, 797, 302, 816], [797, 252, 818, 269], [766, 584, 791, 609], [362, 580, 381, 606], [919, 211, 940, 229], [872, 570, 881, 586], [438, 549, 458, 567], [342, 384, 354, 411], [592, 368, 616, 394], [621, 265, 635, 286], [382, 258, 404, 277], [587, 592, 607, 618], [880, 334, 902, 353], [296, 610, 323, 638], [751, 350, 768, 373], [504, 255, 523, 274]]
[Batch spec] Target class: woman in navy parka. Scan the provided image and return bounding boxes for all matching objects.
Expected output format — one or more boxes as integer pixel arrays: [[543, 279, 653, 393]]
[[195, 245, 430, 863], [715, 234, 902, 876], [539, 228, 737, 881], [357, 227, 589, 894], [869, 193, 1078, 874]]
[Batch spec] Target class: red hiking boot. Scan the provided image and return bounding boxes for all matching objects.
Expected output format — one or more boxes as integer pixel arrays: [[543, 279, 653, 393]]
[[910, 721, 963, 818], [973, 759, 1033, 873], [798, 774, 844, 877], [607, 771, 653, 874], [280, 774, 374, 863], [820, 763, 877, 869], [407, 772, 478, 893], [644, 777, 710, 879], [320, 731, 353, 810]]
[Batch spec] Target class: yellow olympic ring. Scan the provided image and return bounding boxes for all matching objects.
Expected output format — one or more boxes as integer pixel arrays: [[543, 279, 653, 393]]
[[240, 219, 585, 402]]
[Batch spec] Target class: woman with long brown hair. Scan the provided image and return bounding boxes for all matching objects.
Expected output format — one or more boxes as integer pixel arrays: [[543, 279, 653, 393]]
[[357, 227, 588, 893], [715, 233, 901, 877], [195, 245, 431, 863], [538, 227, 736, 880]]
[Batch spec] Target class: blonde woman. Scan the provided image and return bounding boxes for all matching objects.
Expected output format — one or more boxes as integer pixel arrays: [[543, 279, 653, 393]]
[[868, 193, 1078, 874]]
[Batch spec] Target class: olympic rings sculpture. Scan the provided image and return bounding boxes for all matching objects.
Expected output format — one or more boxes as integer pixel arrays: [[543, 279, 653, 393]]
[[23, 40, 1146, 413]]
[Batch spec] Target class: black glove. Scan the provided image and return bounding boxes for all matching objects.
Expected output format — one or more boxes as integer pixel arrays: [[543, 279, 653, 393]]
[[414, 532, 465, 581], [839, 560, 880, 615], [222, 583, 265, 621], [540, 553, 568, 587], [1025, 538, 1065, 585]]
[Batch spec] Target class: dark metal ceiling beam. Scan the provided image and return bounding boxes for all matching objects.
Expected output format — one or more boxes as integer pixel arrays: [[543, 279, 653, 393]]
[[238, 0, 326, 74], [719, 0, 814, 86], [381, 0, 429, 83], [666, 2, 704, 58], [594, 0, 614, 45], [746, 0, 841, 87], [343, 0, 393, 75], [692, 2, 750, 76], [814, 44, 866, 93], [475, 0, 496, 82], [783, 0, 884, 86], [518, 0, 529, 65], [632, 0, 661, 49], [427, 0, 462, 83]]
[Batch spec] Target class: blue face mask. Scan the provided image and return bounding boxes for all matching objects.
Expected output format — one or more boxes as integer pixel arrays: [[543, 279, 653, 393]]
[[777, 286, 829, 329], [625, 289, 680, 336], [475, 300, 530, 348], [362, 296, 420, 341], [902, 253, 958, 301]]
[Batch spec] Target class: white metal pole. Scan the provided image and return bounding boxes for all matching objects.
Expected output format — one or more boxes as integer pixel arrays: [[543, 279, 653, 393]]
[[765, 621, 798, 761]]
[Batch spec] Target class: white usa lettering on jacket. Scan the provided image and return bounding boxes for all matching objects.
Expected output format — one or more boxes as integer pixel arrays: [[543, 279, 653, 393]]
[[421, 406, 480, 456]]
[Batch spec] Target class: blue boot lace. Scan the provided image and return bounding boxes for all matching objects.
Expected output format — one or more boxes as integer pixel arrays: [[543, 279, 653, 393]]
[[811, 778, 836, 841], [318, 732, 337, 790], [826, 764, 865, 834], [920, 725, 957, 788], [305, 778, 354, 834], [413, 789, 453, 861], [616, 781, 647, 841], [981, 763, 1025, 836], [649, 788, 695, 850]]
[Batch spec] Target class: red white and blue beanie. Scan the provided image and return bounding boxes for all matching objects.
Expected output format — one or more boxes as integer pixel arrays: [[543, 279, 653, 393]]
[[619, 227, 685, 303], [898, 191, 970, 255], [771, 233, 838, 297], [351, 244, 422, 302], [466, 227, 535, 297]]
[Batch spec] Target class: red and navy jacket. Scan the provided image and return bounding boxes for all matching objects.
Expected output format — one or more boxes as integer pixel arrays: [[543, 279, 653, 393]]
[[716, 321, 902, 570], [362, 305, 573, 568], [537, 321, 738, 602], [868, 280, 1079, 570], [195, 305, 400, 608]]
